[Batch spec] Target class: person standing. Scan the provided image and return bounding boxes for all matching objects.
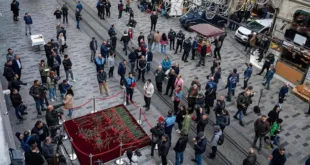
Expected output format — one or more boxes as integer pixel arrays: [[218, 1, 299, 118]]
[[217, 109, 230, 131], [143, 79, 154, 111], [64, 88, 74, 117], [252, 115, 270, 154], [268, 147, 286, 165], [25, 144, 45, 165], [108, 53, 115, 78], [243, 148, 257, 165], [268, 118, 283, 149], [262, 65, 276, 90], [59, 80, 70, 98], [118, 0, 124, 20], [243, 63, 253, 89], [128, 48, 137, 73], [173, 133, 188, 165], [6, 48, 15, 61], [245, 32, 254, 53], [225, 69, 239, 102], [125, 72, 136, 105], [191, 132, 207, 165], [100, 41, 109, 60], [61, 3, 69, 24], [50, 51, 61, 78], [197, 114, 208, 133], [47, 71, 57, 102], [212, 37, 222, 60], [89, 37, 98, 62], [97, 68, 109, 96], [95, 54, 105, 72], [233, 90, 251, 126], [31, 120, 49, 151], [160, 33, 168, 55], [76, 1, 83, 12], [10, 89, 27, 121], [150, 11, 158, 31], [187, 84, 198, 110], [147, 31, 155, 52], [168, 29, 176, 50], [154, 65, 165, 93], [11, 0, 20, 21], [75, 9, 81, 29], [191, 37, 198, 60], [137, 55, 147, 82], [150, 122, 165, 156], [120, 31, 130, 56], [204, 77, 217, 114], [10, 74, 27, 92], [146, 50, 153, 74], [278, 83, 289, 107], [42, 136, 54, 162], [182, 37, 192, 62], [257, 53, 275, 75], [58, 33, 66, 54], [138, 32, 145, 47], [54, 7, 62, 24], [29, 80, 46, 116], [63, 54, 75, 82], [24, 13, 32, 36], [196, 41, 207, 67], [267, 105, 280, 125], [3, 60, 15, 83], [12, 55, 22, 81], [175, 105, 186, 131], [97, 0, 105, 19], [118, 60, 127, 88], [208, 125, 222, 159], [39, 60, 49, 84], [174, 30, 185, 54], [159, 134, 171, 165], [154, 31, 161, 51], [106, 0, 111, 17]]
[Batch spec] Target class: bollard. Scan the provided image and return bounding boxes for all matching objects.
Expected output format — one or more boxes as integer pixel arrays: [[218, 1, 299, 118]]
[[91, 96, 96, 113], [69, 137, 77, 160], [137, 108, 142, 125], [115, 142, 124, 165], [123, 88, 126, 106], [89, 154, 93, 165]]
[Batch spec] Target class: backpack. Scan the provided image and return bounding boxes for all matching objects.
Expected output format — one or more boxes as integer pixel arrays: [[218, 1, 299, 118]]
[[217, 134, 224, 145], [165, 116, 176, 127], [21, 136, 31, 153], [229, 74, 238, 84]]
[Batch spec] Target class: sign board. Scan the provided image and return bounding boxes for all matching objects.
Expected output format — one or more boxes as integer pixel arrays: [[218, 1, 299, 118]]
[[294, 33, 307, 46]]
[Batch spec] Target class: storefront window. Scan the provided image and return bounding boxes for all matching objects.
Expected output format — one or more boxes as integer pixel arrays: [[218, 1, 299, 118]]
[[280, 47, 310, 71]]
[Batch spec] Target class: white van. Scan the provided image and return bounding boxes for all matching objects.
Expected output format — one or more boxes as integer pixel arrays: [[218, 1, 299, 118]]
[[235, 19, 273, 42]]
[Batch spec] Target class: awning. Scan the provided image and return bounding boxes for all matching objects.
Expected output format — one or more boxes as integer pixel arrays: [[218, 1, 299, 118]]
[[189, 24, 225, 38]]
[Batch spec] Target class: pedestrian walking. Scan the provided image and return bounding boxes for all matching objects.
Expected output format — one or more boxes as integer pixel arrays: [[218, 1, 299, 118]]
[[64, 88, 74, 117], [268, 147, 286, 165], [191, 37, 198, 60], [150, 122, 165, 156], [191, 132, 207, 165], [147, 31, 155, 52], [29, 80, 46, 116], [59, 80, 70, 98], [212, 37, 222, 60], [257, 53, 275, 75], [216, 109, 230, 131], [225, 69, 239, 102], [75, 9, 82, 29], [173, 133, 188, 165], [120, 31, 130, 55], [76, 1, 83, 12], [243, 148, 257, 165], [267, 118, 283, 149], [146, 50, 153, 74], [108, 53, 115, 78], [118, 0, 124, 19], [110, 34, 117, 52], [173, 85, 183, 112], [243, 63, 253, 89], [262, 65, 276, 90], [154, 65, 165, 92], [159, 134, 171, 165], [6, 48, 15, 61], [24, 13, 32, 36], [160, 33, 168, 54], [39, 60, 49, 84], [168, 29, 176, 50], [61, 3, 69, 24], [164, 110, 176, 141], [95, 54, 105, 72], [125, 72, 136, 104], [10, 89, 27, 121], [46, 71, 57, 102], [62, 54, 75, 82], [267, 105, 280, 125], [252, 115, 270, 154], [150, 11, 158, 31], [196, 41, 207, 67], [97, 68, 109, 96], [137, 55, 147, 82], [106, 0, 111, 17], [97, 0, 105, 19], [278, 83, 289, 107], [208, 125, 223, 159], [175, 105, 186, 131], [188, 84, 198, 110], [143, 79, 154, 111], [54, 7, 62, 24], [89, 37, 98, 62], [174, 30, 185, 54], [182, 37, 192, 62], [233, 90, 251, 126], [58, 33, 66, 54], [154, 31, 161, 51], [11, 0, 20, 21], [12, 55, 22, 81], [118, 60, 127, 88]]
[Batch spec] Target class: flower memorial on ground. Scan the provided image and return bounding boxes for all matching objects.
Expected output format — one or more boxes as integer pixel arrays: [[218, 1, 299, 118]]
[[64, 104, 151, 164]]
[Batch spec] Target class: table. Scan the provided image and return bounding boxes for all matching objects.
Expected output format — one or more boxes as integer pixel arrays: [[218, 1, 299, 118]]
[[31, 34, 45, 50]]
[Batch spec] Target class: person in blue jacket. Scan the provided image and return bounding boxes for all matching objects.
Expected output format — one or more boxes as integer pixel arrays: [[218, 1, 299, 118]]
[[242, 63, 253, 89], [95, 54, 105, 72], [125, 72, 136, 105], [100, 41, 109, 59], [164, 110, 176, 142], [191, 37, 198, 60], [263, 65, 276, 90], [76, 1, 83, 12], [161, 56, 171, 72], [278, 83, 289, 107], [24, 13, 32, 36], [225, 69, 239, 102]]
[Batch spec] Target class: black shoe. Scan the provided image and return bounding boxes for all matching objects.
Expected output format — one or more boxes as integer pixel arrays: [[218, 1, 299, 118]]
[[191, 159, 197, 162], [191, 58, 194, 60], [207, 155, 215, 159], [184, 61, 188, 62], [19, 118, 25, 121], [233, 116, 238, 120], [241, 87, 245, 89], [25, 33, 27, 36], [164, 93, 168, 95], [262, 83, 265, 86], [169, 95, 172, 97], [145, 108, 150, 111], [21, 112, 28, 115], [270, 144, 274, 149], [201, 64, 205, 66], [256, 73, 261, 75], [143, 105, 147, 107], [239, 121, 245, 127], [38, 112, 42, 116], [41, 108, 47, 111], [305, 112, 310, 115], [29, 33, 31, 35], [243, 112, 247, 116]]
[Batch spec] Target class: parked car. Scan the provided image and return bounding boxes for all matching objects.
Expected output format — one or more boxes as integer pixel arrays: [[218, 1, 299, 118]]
[[235, 19, 272, 43]]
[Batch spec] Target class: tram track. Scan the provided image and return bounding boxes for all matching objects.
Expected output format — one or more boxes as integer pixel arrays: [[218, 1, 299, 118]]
[[58, 0, 261, 164]]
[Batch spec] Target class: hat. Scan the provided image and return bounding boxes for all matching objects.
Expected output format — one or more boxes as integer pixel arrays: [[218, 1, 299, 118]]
[[197, 132, 204, 138], [158, 116, 164, 122], [15, 132, 21, 139], [214, 125, 220, 130]]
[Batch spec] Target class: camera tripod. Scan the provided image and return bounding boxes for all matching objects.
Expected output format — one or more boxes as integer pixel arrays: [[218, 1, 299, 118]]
[[56, 135, 74, 165]]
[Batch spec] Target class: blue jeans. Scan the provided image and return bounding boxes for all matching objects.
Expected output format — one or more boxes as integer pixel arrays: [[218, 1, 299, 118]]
[[148, 43, 153, 52], [77, 20, 80, 28], [15, 106, 23, 119], [195, 154, 202, 165], [269, 162, 273, 165], [234, 108, 244, 121], [175, 152, 184, 165], [68, 109, 73, 117], [61, 93, 65, 99], [147, 63, 151, 73], [49, 88, 55, 99], [130, 62, 135, 73], [35, 99, 44, 113], [161, 44, 167, 54], [272, 135, 279, 145], [264, 78, 271, 89]]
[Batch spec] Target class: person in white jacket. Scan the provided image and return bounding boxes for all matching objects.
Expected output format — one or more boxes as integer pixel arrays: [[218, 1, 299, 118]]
[[143, 79, 154, 111], [58, 33, 65, 54]]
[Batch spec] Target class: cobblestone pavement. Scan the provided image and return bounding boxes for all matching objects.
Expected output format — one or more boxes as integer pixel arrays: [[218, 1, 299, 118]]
[[1, 0, 309, 164]]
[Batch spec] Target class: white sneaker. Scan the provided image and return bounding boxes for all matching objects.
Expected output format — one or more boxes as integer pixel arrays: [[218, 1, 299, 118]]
[[51, 99, 55, 102], [54, 96, 57, 99], [72, 79, 76, 82]]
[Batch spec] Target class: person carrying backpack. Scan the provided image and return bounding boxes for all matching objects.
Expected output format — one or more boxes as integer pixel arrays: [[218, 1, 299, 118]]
[[208, 125, 223, 159], [225, 68, 239, 102]]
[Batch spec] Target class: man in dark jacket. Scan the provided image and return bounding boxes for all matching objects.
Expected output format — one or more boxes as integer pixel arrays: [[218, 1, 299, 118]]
[[10, 89, 27, 121], [11, 0, 20, 21], [31, 120, 49, 147], [90, 37, 97, 62], [278, 83, 289, 107], [10, 74, 27, 91], [191, 37, 198, 60], [44, 42, 52, 58], [118, 60, 127, 87], [63, 54, 75, 82], [120, 31, 130, 55], [12, 55, 22, 80], [24, 13, 32, 36], [164, 69, 177, 97], [3, 60, 15, 82], [138, 32, 145, 47], [154, 65, 165, 92], [270, 147, 286, 165], [174, 30, 185, 54], [29, 80, 46, 116], [204, 77, 217, 114], [196, 42, 207, 67], [58, 27, 67, 41], [100, 41, 109, 59], [233, 91, 251, 126], [159, 134, 171, 165], [182, 37, 192, 62], [243, 148, 257, 165], [106, 0, 111, 17], [61, 3, 69, 24], [243, 63, 253, 89], [191, 132, 207, 165], [42, 136, 55, 161], [168, 29, 176, 50], [54, 7, 62, 23], [257, 53, 275, 75], [97, 68, 109, 96], [128, 49, 137, 73], [173, 133, 188, 165], [25, 143, 45, 165], [225, 69, 239, 101], [150, 123, 164, 156], [137, 55, 147, 82], [197, 114, 208, 133], [150, 11, 158, 31], [45, 104, 64, 127], [212, 37, 222, 60], [110, 34, 117, 52], [97, 0, 105, 19], [263, 65, 276, 90], [252, 115, 270, 153]]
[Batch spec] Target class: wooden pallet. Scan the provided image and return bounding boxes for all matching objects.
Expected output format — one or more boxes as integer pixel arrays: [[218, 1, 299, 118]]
[[292, 87, 310, 102]]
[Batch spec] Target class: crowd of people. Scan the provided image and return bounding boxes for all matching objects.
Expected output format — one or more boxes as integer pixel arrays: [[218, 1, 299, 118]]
[[5, 0, 310, 165]]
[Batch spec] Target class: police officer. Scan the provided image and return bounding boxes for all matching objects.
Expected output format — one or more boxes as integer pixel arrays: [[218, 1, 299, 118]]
[[168, 29, 176, 50], [174, 30, 185, 54], [182, 37, 192, 62]]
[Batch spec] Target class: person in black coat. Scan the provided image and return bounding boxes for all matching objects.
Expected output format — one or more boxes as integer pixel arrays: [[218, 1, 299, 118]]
[[11, 0, 20, 21], [3, 60, 15, 82], [278, 83, 289, 107], [197, 114, 208, 133], [158, 134, 171, 165], [12, 55, 22, 80], [173, 133, 188, 165], [175, 105, 186, 131], [31, 120, 49, 147], [267, 105, 280, 125], [50, 52, 61, 78], [150, 122, 164, 156], [182, 37, 192, 62], [25, 143, 45, 165], [90, 37, 98, 62], [10, 89, 27, 121], [197, 42, 207, 67], [270, 147, 286, 165], [164, 69, 176, 97], [150, 11, 158, 31], [10, 74, 27, 91], [58, 27, 67, 41], [110, 34, 117, 52], [120, 31, 130, 55], [243, 148, 257, 165], [192, 132, 207, 163], [257, 53, 275, 75]]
